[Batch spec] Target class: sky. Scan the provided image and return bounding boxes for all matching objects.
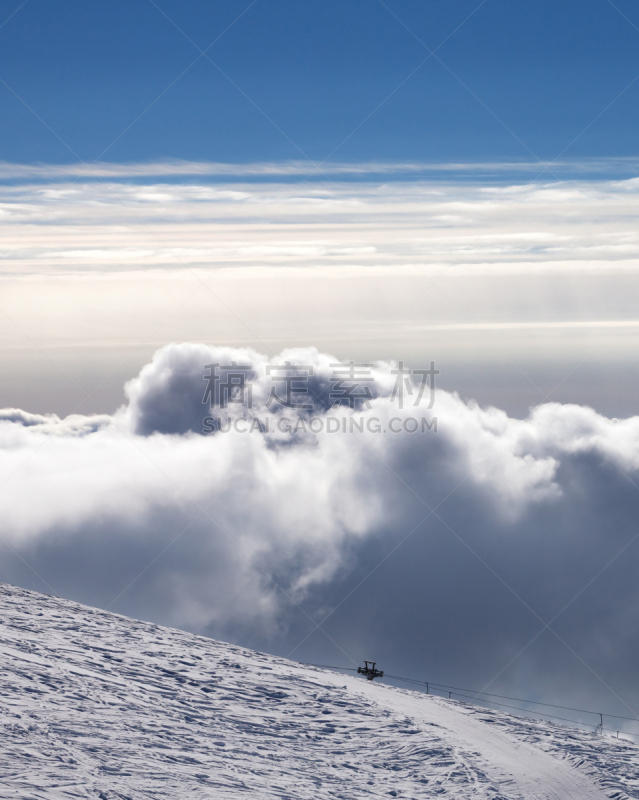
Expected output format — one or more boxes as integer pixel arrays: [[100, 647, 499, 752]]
[[2, 0, 639, 731], [1, 0, 639, 165]]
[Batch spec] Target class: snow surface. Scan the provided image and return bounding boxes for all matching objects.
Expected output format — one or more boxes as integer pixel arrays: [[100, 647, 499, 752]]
[[0, 585, 638, 799]]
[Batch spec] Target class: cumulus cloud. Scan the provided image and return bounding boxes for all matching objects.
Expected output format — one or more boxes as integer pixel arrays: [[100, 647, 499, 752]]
[[0, 409, 56, 427], [2, 343, 639, 716]]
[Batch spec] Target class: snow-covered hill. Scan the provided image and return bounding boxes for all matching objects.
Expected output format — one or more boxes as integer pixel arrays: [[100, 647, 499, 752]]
[[0, 585, 637, 799]]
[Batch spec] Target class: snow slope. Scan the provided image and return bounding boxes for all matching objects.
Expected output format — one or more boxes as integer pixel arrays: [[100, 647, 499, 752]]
[[0, 585, 638, 799]]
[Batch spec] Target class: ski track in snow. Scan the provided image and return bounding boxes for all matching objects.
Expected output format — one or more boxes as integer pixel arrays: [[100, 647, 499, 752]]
[[0, 585, 636, 799]]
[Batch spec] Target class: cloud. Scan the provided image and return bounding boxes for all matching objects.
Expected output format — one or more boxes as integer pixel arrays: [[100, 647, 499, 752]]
[[4, 167, 639, 383], [0, 342, 530, 560], [0, 409, 56, 427], [2, 342, 639, 707], [1, 157, 638, 183], [3, 168, 639, 276], [2, 158, 639, 183]]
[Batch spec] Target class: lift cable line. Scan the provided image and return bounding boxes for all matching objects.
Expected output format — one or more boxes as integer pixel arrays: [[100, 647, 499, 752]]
[[393, 685, 621, 734], [383, 674, 639, 723], [300, 662, 639, 737]]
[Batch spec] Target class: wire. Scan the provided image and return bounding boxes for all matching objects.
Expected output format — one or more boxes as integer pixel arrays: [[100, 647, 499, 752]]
[[404, 686, 619, 734], [300, 662, 639, 735], [384, 675, 639, 723], [386, 675, 603, 716]]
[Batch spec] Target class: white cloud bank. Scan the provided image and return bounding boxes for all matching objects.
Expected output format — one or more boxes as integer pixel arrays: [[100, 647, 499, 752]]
[[1, 343, 637, 640]]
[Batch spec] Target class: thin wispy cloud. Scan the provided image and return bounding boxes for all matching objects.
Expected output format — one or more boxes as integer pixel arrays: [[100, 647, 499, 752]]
[[0, 158, 638, 183], [1, 168, 639, 275], [1, 167, 639, 381]]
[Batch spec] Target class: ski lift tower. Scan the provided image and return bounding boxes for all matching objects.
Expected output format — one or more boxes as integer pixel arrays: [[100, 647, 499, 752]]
[[357, 661, 384, 681]]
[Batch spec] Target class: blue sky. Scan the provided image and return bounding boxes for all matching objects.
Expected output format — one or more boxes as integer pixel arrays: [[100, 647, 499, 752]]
[[2, 0, 639, 166]]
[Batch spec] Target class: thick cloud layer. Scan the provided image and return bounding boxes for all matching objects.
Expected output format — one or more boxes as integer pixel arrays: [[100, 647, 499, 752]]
[[2, 343, 639, 721]]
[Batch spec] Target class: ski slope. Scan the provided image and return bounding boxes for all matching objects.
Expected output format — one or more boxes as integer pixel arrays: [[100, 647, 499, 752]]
[[0, 584, 638, 799]]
